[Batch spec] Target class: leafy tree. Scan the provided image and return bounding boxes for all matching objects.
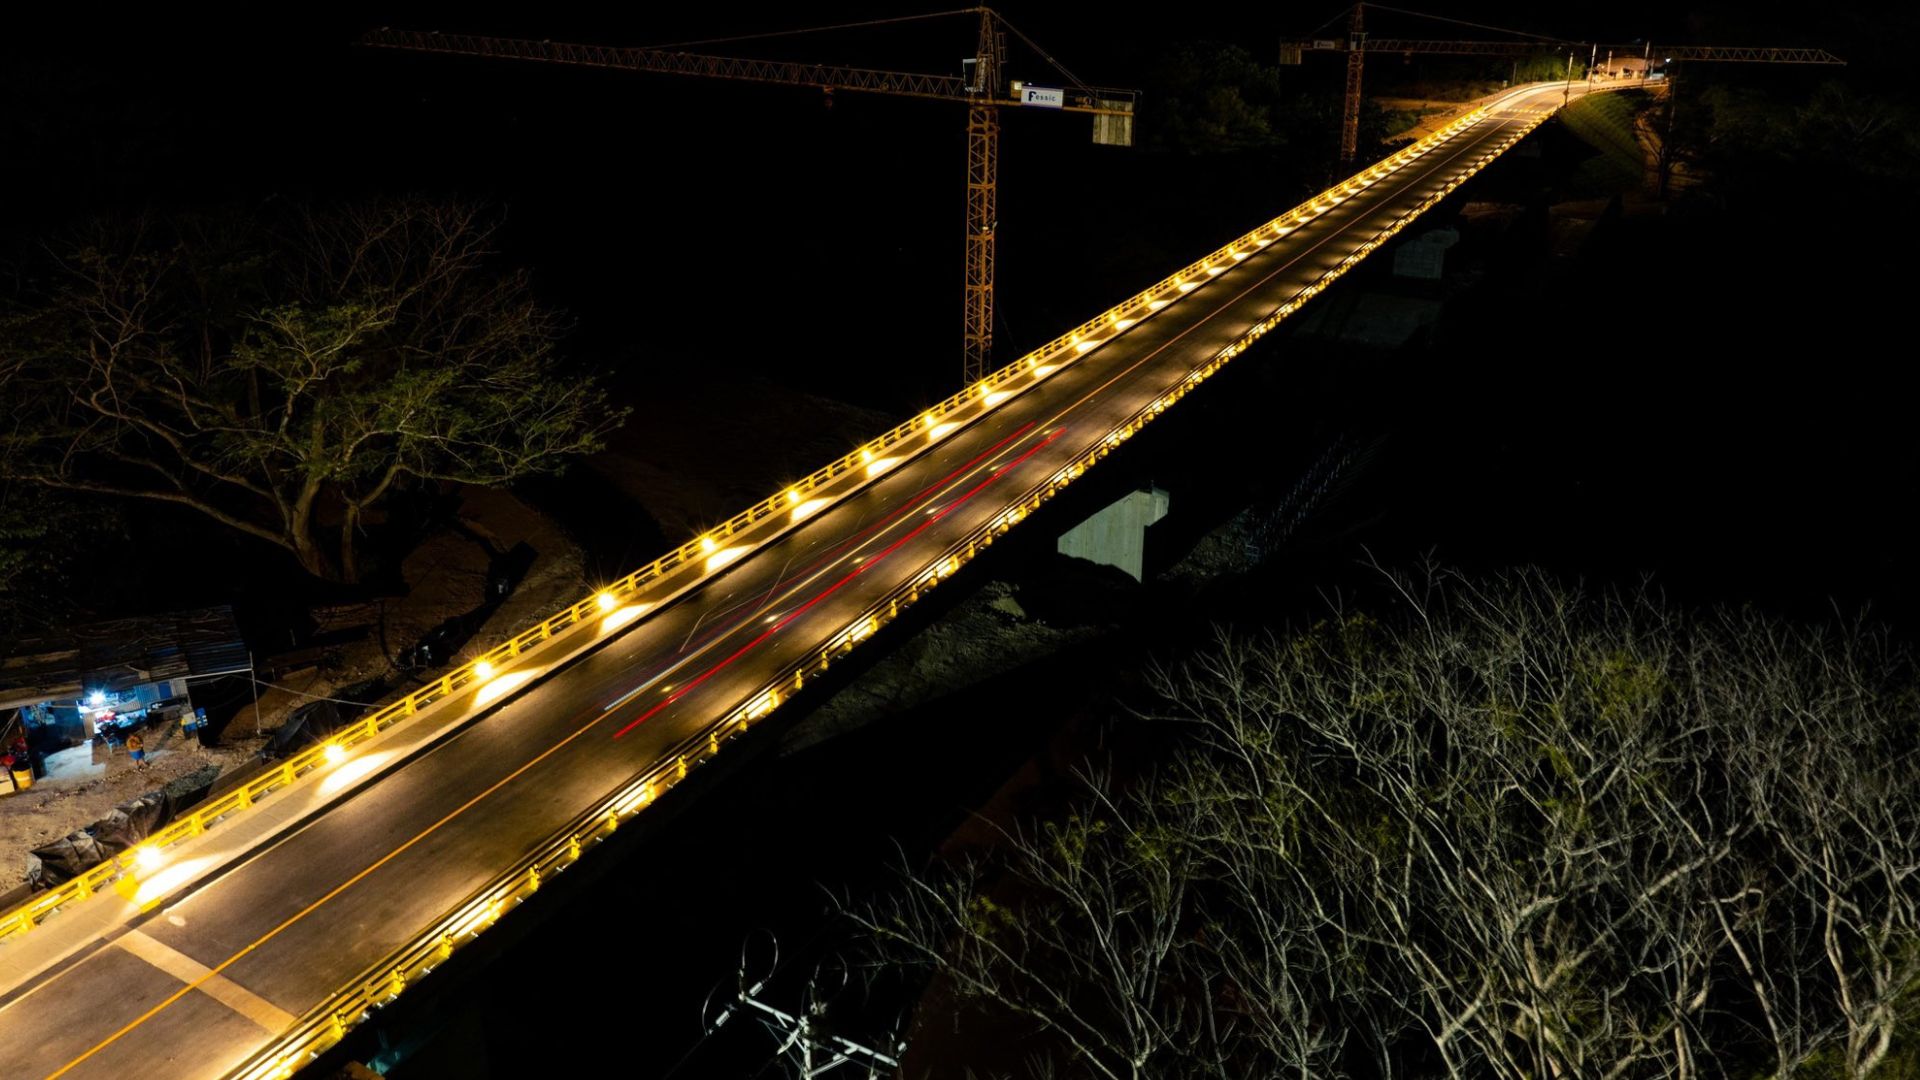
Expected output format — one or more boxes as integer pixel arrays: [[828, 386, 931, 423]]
[[0, 486, 71, 631], [1663, 80, 1919, 206], [0, 199, 626, 582], [1515, 51, 1584, 84], [1145, 43, 1291, 154], [0, 482, 117, 636]]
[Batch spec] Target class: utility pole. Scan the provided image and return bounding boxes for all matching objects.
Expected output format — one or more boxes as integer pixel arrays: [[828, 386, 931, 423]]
[[705, 948, 904, 1079], [1658, 62, 1679, 198]]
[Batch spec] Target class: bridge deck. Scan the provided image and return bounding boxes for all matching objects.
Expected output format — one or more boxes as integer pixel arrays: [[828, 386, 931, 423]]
[[0, 83, 1586, 1080]]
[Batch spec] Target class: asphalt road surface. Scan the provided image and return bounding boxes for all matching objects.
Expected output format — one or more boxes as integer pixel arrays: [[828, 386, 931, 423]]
[[0, 83, 1583, 1080]]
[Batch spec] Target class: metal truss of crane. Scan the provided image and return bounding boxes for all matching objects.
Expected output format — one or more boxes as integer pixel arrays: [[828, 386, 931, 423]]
[[364, 10, 1138, 387], [1357, 40, 1844, 64], [1623, 44, 1846, 64]]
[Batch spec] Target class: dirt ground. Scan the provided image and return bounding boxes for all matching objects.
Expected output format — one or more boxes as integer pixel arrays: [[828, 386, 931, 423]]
[[1376, 96, 1485, 142], [0, 485, 590, 891]]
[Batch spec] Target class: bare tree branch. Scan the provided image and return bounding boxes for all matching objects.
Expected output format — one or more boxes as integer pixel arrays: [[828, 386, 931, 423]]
[[0, 198, 628, 581]]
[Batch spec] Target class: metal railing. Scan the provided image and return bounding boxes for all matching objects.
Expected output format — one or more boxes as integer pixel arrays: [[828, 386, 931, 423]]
[[228, 100, 1558, 1080], [0, 90, 1537, 948]]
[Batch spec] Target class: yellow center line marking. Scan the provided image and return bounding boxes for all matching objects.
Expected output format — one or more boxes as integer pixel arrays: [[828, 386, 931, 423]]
[[112, 930, 296, 1034], [42, 104, 1532, 1080], [45, 705, 618, 1080]]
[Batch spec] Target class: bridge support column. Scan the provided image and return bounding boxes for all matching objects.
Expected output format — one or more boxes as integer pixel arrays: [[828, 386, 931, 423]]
[[1056, 487, 1170, 583]]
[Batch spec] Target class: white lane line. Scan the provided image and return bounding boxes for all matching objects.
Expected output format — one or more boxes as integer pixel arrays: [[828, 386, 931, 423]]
[[113, 930, 296, 1034]]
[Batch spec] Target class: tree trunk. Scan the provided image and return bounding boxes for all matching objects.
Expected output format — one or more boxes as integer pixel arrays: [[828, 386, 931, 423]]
[[339, 503, 361, 585], [288, 472, 342, 582], [289, 526, 338, 582]]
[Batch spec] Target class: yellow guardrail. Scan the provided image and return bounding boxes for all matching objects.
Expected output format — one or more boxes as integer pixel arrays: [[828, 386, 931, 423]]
[[229, 99, 1560, 1080], [0, 90, 1529, 949]]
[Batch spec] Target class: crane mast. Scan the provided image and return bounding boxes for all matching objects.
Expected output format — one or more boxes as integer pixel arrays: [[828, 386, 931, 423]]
[[364, 11, 1135, 387]]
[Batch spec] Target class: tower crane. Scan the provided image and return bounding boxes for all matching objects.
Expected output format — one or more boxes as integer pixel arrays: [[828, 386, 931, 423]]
[[1282, 3, 1845, 164], [364, 9, 1137, 386]]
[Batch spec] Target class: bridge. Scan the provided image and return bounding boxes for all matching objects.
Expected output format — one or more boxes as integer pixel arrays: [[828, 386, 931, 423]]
[[0, 79, 1602, 1079]]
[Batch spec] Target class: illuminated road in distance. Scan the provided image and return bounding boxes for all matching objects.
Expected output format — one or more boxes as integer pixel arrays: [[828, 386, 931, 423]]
[[0, 81, 1602, 1080]]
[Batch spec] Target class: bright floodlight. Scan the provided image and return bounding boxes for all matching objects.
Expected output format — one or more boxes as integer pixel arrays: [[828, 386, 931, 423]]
[[135, 846, 165, 872], [324, 743, 347, 765], [596, 591, 618, 612], [473, 660, 495, 681], [88, 690, 106, 707]]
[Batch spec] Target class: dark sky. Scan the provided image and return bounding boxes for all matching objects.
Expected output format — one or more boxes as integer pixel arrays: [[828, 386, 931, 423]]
[[3, 0, 1912, 626], [13, 2, 1899, 71]]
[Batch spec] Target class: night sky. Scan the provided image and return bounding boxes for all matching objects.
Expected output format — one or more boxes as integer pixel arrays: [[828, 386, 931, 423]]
[[4, 4, 1911, 648], [5, 5, 1917, 1073]]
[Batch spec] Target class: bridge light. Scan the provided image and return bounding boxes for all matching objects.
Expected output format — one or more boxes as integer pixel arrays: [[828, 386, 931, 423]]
[[324, 743, 347, 765], [136, 846, 165, 872], [597, 591, 618, 612], [473, 660, 495, 682]]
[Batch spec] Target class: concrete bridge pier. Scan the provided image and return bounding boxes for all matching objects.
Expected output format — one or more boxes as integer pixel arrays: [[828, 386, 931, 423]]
[[1056, 486, 1170, 582]]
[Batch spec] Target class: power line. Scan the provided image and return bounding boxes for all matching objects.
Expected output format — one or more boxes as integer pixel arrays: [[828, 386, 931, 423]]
[[1366, 3, 1570, 44], [1307, 4, 1356, 38], [248, 676, 381, 710], [997, 12, 1092, 95]]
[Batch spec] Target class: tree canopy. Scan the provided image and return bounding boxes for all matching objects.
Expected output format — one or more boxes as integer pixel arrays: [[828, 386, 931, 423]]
[[0, 199, 626, 582], [853, 567, 1920, 1079]]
